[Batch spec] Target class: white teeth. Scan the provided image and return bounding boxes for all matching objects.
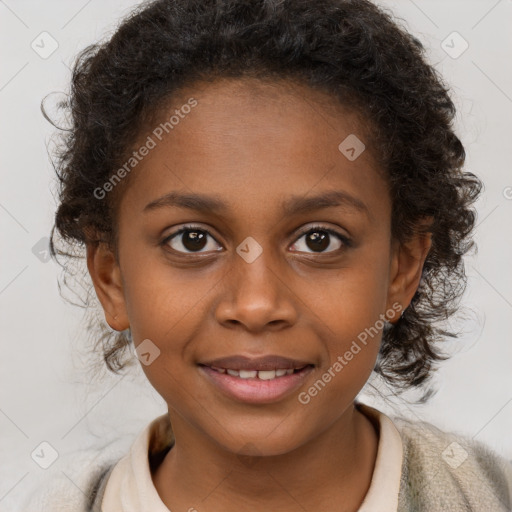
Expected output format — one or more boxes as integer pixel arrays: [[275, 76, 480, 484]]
[[211, 367, 305, 379], [239, 370, 257, 378]]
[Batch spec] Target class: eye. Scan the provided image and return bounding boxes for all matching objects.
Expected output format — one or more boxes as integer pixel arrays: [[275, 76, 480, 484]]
[[162, 224, 350, 255], [290, 225, 350, 254], [163, 225, 222, 254]]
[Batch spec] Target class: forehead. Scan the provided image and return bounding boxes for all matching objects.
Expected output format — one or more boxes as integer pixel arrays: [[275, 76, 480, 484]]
[[119, 77, 389, 223]]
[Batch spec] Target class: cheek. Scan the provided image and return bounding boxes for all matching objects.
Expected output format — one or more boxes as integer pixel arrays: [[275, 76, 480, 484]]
[[120, 257, 217, 394], [322, 305, 384, 390], [311, 258, 391, 337], [308, 247, 390, 379], [121, 257, 211, 342], [300, 288, 388, 413]]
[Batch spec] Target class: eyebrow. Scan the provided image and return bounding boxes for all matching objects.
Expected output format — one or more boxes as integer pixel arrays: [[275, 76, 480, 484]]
[[143, 190, 370, 218]]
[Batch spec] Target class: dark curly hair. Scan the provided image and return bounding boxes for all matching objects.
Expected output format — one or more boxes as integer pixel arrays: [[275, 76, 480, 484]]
[[46, 0, 482, 398]]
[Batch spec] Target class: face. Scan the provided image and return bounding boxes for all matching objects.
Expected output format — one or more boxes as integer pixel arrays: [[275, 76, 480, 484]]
[[89, 77, 427, 457]]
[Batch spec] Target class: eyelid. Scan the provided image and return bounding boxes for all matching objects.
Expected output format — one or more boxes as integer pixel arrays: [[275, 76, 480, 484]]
[[162, 224, 223, 251], [294, 224, 351, 244]]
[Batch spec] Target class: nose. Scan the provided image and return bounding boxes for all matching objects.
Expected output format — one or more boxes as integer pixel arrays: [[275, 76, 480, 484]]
[[213, 246, 299, 332]]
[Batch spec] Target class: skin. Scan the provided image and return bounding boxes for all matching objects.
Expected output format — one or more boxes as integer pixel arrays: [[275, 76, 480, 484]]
[[87, 77, 432, 512]]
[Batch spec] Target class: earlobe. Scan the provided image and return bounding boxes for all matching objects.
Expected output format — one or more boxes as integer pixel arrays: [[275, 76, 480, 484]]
[[386, 226, 433, 324], [86, 242, 130, 332]]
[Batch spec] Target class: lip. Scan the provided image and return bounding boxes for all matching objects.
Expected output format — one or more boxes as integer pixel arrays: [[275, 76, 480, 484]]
[[199, 359, 315, 404], [199, 355, 313, 371]]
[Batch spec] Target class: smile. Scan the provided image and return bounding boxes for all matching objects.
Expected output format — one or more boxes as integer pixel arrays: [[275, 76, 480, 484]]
[[198, 358, 315, 404]]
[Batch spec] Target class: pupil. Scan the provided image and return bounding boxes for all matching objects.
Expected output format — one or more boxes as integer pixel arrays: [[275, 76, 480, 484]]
[[183, 230, 207, 251], [307, 231, 329, 252]]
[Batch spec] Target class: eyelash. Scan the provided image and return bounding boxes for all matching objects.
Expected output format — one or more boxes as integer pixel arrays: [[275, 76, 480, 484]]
[[161, 224, 352, 255]]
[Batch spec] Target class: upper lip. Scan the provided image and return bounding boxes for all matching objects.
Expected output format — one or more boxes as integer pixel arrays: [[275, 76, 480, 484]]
[[199, 355, 314, 371]]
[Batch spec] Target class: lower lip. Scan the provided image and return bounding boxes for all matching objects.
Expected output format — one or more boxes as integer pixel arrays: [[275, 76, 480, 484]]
[[199, 365, 315, 404]]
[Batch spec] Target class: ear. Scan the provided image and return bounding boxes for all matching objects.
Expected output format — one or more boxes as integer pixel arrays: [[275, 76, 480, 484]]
[[86, 242, 130, 332], [386, 219, 433, 324]]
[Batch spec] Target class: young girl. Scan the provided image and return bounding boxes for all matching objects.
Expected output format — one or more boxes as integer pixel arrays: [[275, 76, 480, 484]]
[[26, 0, 512, 510]]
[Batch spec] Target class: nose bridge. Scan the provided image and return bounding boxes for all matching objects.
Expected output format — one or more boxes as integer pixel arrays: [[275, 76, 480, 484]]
[[215, 236, 297, 330], [237, 241, 277, 292]]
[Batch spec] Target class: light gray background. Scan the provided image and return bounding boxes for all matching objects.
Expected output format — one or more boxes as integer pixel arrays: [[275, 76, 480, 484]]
[[1, 0, 511, 510]]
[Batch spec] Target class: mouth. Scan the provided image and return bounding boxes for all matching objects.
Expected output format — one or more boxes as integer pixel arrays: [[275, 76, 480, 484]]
[[203, 365, 311, 380], [198, 355, 315, 404]]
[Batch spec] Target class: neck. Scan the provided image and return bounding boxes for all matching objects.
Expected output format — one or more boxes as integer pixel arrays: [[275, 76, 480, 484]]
[[152, 403, 378, 512]]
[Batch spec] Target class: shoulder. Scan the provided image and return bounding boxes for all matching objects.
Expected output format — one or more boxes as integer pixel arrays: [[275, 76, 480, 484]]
[[20, 414, 171, 511], [19, 443, 125, 512], [392, 415, 512, 511]]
